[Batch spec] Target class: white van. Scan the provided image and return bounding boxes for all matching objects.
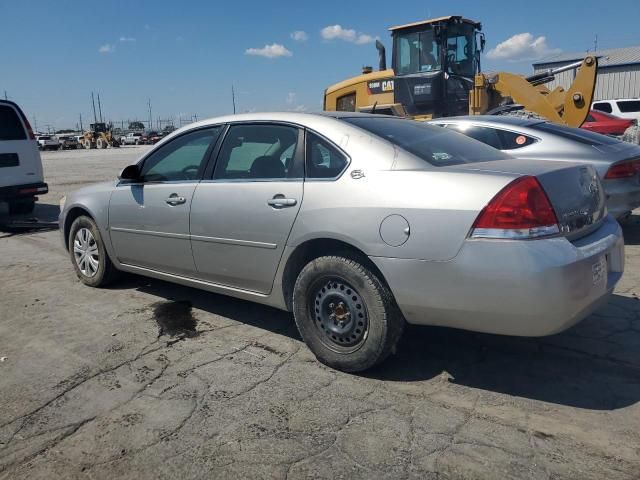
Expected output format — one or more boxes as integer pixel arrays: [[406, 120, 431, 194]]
[[0, 100, 48, 214], [592, 99, 640, 122]]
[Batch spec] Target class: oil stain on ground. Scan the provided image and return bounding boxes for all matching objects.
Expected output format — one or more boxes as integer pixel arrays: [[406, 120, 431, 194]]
[[153, 300, 198, 338]]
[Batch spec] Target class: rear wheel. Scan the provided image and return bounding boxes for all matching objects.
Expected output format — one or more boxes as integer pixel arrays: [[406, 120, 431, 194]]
[[82, 139, 92, 149], [8, 198, 35, 215], [96, 137, 106, 149], [68, 216, 119, 287], [293, 256, 405, 372]]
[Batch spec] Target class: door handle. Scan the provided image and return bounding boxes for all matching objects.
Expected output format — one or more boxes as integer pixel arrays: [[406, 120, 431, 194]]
[[267, 195, 297, 208], [166, 194, 186, 205]]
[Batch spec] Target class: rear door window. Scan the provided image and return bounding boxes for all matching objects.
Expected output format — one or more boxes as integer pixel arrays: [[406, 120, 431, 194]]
[[214, 124, 300, 180], [0, 105, 27, 141], [593, 102, 613, 114], [617, 100, 640, 113]]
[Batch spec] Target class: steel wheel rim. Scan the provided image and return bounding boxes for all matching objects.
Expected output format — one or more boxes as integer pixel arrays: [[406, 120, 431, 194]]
[[311, 278, 369, 352], [73, 228, 99, 277]]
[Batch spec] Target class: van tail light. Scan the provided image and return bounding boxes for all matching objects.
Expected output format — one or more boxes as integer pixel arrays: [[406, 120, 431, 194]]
[[470, 176, 559, 239], [605, 159, 640, 179], [15, 106, 36, 140]]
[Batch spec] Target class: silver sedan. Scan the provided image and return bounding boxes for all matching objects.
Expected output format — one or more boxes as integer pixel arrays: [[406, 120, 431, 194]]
[[429, 115, 640, 219], [59, 112, 624, 372]]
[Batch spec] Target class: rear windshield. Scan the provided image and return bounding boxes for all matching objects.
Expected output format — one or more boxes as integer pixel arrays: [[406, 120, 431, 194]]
[[343, 117, 508, 166], [532, 122, 620, 145], [0, 105, 27, 141]]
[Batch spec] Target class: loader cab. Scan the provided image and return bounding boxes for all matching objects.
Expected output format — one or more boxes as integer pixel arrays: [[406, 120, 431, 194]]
[[390, 16, 483, 118], [90, 123, 107, 133]]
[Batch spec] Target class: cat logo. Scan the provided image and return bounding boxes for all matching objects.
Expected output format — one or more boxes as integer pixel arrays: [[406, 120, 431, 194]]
[[367, 79, 395, 95]]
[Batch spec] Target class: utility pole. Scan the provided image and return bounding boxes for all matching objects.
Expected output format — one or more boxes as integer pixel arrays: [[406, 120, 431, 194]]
[[97, 93, 103, 123], [594, 34, 598, 52], [3, 90, 7, 100], [232, 85, 236, 114], [91, 92, 98, 124], [33, 114, 37, 133], [147, 98, 152, 130], [79, 113, 83, 132]]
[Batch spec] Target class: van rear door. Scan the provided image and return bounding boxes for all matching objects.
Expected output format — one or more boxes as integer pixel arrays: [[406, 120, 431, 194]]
[[0, 102, 43, 189]]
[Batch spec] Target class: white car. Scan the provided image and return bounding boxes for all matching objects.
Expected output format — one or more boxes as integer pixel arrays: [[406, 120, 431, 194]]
[[36, 134, 60, 151], [0, 100, 48, 214], [592, 98, 640, 122], [120, 132, 143, 145]]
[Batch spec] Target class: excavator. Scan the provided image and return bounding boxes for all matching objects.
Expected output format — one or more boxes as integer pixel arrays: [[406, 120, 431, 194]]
[[324, 16, 598, 128]]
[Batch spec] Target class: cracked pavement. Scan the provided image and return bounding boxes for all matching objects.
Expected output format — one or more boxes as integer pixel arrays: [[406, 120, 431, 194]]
[[1, 147, 639, 479]]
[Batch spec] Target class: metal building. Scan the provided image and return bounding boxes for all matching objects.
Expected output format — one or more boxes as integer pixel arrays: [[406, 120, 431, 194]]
[[532, 46, 640, 101]]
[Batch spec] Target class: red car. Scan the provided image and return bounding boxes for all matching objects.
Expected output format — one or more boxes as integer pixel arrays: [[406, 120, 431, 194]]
[[582, 110, 635, 136]]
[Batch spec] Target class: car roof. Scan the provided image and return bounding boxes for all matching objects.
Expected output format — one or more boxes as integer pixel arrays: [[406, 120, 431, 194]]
[[430, 115, 547, 128]]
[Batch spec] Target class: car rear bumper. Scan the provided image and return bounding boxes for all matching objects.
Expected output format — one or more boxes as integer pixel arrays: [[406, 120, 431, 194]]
[[0, 182, 48, 201], [371, 214, 624, 336], [603, 178, 640, 218]]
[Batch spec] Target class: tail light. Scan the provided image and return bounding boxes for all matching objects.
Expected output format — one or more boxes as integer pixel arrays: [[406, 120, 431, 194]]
[[15, 105, 36, 140], [605, 159, 640, 179], [470, 176, 559, 239]]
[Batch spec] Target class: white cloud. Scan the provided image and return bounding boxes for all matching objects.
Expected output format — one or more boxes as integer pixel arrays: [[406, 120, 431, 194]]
[[285, 92, 296, 105], [290, 30, 308, 42], [320, 25, 375, 45], [245, 43, 292, 58], [119, 36, 136, 42], [98, 44, 115, 53], [487, 32, 560, 61]]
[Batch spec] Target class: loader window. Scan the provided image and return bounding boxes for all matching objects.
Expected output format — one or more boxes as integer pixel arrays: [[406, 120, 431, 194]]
[[395, 30, 440, 75], [336, 93, 356, 112], [445, 24, 475, 77]]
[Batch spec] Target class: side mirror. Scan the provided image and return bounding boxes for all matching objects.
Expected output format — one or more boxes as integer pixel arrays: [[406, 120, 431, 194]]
[[119, 164, 141, 181]]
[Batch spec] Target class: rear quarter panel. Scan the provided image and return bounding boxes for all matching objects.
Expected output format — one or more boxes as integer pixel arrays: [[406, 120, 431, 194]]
[[289, 165, 513, 262]]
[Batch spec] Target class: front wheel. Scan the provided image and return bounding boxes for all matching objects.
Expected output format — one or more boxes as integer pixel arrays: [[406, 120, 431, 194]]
[[68, 216, 119, 287], [293, 256, 405, 372]]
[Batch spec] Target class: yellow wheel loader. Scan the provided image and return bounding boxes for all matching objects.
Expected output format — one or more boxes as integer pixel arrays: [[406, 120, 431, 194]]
[[80, 123, 121, 149], [324, 16, 597, 128]]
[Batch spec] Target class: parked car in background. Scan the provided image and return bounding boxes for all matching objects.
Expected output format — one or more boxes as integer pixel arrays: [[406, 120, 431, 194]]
[[592, 99, 640, 122], [36, 134, 60, 151], [120, 132, 143, 145], [582, 110, 636, 136], [59, 112, 623, 372], [430, 115, 640, 219], [58, 135, 79, 150], [0, 100, 48, 214], [139, 131, 159, 145]]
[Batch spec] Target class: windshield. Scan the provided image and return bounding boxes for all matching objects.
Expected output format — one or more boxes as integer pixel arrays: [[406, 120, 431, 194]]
[[343, 117, 508, 167], [394, 23, 476, 77]]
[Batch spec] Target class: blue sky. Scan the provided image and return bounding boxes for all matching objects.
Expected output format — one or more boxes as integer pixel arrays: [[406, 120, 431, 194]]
[[1, 0, 639, 131]]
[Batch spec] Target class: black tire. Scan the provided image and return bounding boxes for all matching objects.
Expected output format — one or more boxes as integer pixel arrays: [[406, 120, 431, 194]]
[[293, 255, 405, 372], [8, 198, 35, 215], [68, 215, 119, 287]]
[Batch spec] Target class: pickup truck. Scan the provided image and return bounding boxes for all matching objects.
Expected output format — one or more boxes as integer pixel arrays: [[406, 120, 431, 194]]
[[119, 132, 143, 145], [36, 135, 60, 151]]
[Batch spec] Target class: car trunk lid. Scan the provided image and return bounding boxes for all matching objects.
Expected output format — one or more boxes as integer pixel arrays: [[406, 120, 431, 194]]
[[451, 158, 607, 240]]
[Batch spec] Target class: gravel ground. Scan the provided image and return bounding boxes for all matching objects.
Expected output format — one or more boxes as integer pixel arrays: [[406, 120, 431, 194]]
[[1, 146, 639, 479]]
